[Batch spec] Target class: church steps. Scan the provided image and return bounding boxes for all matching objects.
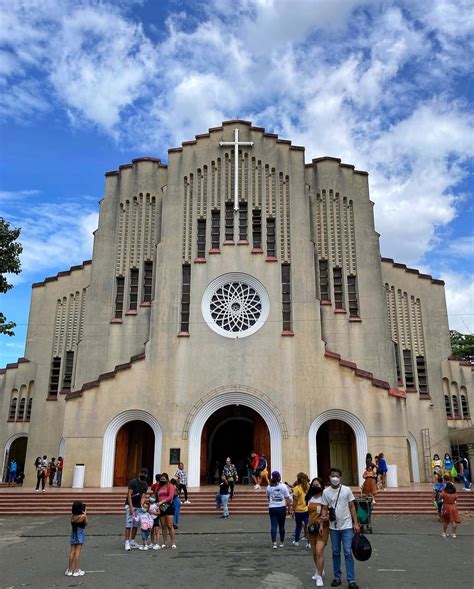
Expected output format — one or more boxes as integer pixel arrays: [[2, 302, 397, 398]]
[[0, 489, 472, 516]]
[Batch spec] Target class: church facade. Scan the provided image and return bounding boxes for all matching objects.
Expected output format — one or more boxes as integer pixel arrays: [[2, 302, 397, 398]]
[[2, 120, 472, 488]]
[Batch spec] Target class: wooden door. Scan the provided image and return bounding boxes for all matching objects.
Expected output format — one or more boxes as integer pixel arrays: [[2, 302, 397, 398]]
[[329, 421, 355, 485], [200, 423, 209, 484], [114, 426, 129, 486], [253, 413, 271, 470]]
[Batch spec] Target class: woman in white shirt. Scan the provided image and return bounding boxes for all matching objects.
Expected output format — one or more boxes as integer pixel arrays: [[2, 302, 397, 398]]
[[266, 471, 292, 549]]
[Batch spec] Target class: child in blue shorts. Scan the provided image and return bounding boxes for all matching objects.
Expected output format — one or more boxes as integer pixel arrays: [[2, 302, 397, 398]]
[[66, 501, 88, 577]]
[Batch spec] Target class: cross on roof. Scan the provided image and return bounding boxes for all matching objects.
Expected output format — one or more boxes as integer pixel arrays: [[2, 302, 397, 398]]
[[219, 128, 254, 212]]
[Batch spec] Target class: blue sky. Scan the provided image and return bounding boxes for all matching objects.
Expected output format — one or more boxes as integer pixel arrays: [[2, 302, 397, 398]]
[[0, 0, 473, 365]]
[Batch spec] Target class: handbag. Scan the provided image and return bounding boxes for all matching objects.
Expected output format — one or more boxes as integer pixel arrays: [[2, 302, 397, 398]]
[[450, 466, 457, 478], [308, 522, 320, 534], [159, 502, 170, 512]]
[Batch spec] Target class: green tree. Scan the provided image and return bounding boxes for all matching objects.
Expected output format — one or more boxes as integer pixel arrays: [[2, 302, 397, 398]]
[[450, 330, 474, 363], [0, 218, 22, 336]]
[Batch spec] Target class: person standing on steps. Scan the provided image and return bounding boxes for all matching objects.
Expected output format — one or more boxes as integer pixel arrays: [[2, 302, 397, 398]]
[[48, 457, 57, 487], [8, 459, 17, 486], [56, 457, 64, 487], [223, 457, 238, 499], [35, 455, 47, 491], [175, 462, 191, 504], [321, 467, 360, 589], [124, 467, 149, 551], [251, 452, 261, 490]]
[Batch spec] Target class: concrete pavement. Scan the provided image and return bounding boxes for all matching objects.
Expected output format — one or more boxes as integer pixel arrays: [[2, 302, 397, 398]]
[[0, 514, 473, 588]]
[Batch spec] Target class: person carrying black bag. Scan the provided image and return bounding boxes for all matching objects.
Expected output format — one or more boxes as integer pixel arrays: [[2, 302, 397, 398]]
[[321, 467, 360, 589]]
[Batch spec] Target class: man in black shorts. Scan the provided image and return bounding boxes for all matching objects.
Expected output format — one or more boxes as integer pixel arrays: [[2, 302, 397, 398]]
[[124, 467, 149, 551]]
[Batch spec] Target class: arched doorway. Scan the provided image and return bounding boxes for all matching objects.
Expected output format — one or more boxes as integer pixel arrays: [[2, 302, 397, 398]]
[[200, 406, 270, 484], [308, 409, 368, 486], [186, 391, 284, 488], [101, 410, 162, 488], [113, 420, 154, 486], [316, 420, 357, 485], [407, 431, 420, 483], [2, 433, 28, 482]]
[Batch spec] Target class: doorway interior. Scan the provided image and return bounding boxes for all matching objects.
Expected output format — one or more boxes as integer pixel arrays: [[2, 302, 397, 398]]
[[316, 419, 357, 485], [2, 436, 28, 482], [113, 420, 154, 486], [200, 405, 270, 484]]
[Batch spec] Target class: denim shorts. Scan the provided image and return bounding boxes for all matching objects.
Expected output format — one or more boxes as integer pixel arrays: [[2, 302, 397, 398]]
[[125, 505, 140, 529], [70, 528, 85, 545]]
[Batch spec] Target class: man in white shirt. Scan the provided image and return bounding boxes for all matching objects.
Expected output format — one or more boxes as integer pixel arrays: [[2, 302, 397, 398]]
[[321, 467, 360, 589]]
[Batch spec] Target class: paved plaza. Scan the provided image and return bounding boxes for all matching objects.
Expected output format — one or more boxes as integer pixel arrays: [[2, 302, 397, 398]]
[[0, 513, 473, 588]]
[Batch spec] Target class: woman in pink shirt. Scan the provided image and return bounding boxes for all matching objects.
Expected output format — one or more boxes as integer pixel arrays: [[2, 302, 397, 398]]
[[156, 473, 177, 548]]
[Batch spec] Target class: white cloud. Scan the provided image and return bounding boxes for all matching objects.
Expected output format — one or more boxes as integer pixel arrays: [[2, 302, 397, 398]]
[[441, 270, 474, 333], [0, 189, 41, 202], [447, 236, 474, 258], [6, 201, 98, 284]]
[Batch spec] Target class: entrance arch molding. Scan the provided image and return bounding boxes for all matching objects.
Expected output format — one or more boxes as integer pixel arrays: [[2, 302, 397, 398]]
[[308, 409, 368, 486], [101, 410, 162, 488], [2, 432, 28, 482], [407, 431, 421, 483], [187, 390, 285, 487]]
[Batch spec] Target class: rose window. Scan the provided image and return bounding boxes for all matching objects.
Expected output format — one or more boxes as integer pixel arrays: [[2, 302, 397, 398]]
[[202, 273, 270, 338]]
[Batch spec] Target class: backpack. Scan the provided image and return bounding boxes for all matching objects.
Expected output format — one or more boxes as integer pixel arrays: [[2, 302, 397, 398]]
[[258, 457, 267, 470]]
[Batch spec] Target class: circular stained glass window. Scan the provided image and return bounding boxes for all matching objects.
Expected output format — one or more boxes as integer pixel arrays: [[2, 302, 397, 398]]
[[201, 273, 270, 338]]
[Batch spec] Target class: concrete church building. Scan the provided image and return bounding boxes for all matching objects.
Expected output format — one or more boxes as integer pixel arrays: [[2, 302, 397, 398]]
[[2, 120, 473, 488]]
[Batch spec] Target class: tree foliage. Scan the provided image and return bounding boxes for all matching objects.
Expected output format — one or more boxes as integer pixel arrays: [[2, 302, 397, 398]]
[[0, 218, 22, 336], [450, 330, 474, 363]]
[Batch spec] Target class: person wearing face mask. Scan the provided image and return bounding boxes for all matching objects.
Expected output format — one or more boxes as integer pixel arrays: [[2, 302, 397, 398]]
[[148, 494, 161, 550], [157, 473, 177, 549], [305, 477, 328, 587], [321, 468, 360, 589], [124, 467, 149, 551]]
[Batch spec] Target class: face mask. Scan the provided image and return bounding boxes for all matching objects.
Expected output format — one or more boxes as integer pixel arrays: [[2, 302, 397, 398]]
[[330, 476, 340, 486], [139, 475, 146, 481], [159, 480, 166, 485], [149, 498, 156, 503], [312, 486, 322, 494]]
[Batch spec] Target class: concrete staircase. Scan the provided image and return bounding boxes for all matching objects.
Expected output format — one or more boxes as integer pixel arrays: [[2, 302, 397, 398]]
[[0, 488, 473, 516]]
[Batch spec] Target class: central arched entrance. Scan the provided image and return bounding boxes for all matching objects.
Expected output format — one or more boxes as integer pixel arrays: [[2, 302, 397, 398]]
[[113, 420, 154, 486], [187, 391, 284, 487], [200, 405, 270, 484]]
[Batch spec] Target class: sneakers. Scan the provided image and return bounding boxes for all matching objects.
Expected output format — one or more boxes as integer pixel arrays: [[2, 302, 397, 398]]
[[65, 570, 73, 576], [315, 575, 324, 587], [173, 524, 178, 529], [125, 540, 131, 551], [272, 542, 278, 549], [184, 500, 191, 504], [292, 540, 299, 546], [153, 544, 161, 550], [161, 544, 167, 548], [278, 543, 284, 548], [254, 484, 261, 490], [348, 583, 359, 589], [129, 540, 137, 549], [171, 544, 177, 549], [330, 580, 342, 587], [73, 570, 85, 577], [138, 545, 149, 550]]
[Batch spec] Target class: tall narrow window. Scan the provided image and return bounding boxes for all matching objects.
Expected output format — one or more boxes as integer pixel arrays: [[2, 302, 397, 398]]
[[266, 218, 276, 258], [143, 261, 153, 302], [444, 395, 452, 417], [239, 202, 248, 242], [393, 342, 402, 384], [9, 397, 17, 420], [180, 265, 191, 334], [225, 202, 234, 243], [129, 268, 139, 311], [26, 398, 33, 421], [48, 357, 61, 397], [17, 398, 26, 421], [211, 210, 220, 250], [252, 209, 262, 250], [197, 219, 206, 259], [416, 356, 429, 395], [333, 267, 344, 309], [281, 264, 292, 333], [319, 260, 330, 301], [62, 351, 74, 389], [347, 275, 359, 317], [403, 349, 415, 388], [461, 395, 470, 418], [114, 276, 125, 319], [452, 395, 460, 417]]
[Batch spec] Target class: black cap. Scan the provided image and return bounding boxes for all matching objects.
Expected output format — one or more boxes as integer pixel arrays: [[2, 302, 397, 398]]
[[139, 467, 149, 475]]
